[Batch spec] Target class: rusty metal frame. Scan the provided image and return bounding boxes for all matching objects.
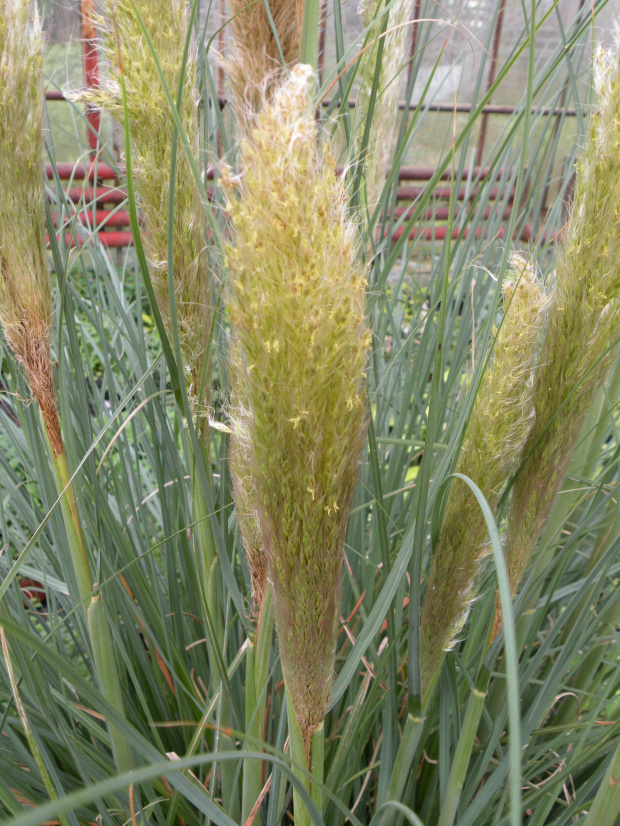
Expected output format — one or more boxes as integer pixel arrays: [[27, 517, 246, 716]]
[[45, 89, 580, 119], [40, 0, 580, 249], [476, 0, 507, 165], [80, 0, 100, 158]]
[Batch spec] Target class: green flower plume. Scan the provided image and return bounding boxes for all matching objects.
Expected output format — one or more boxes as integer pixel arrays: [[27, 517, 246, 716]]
[[81, 0, 211, 409], [225, 64, 371, 750], [355, 0, 412, 210], [0, 0, 63, 455], [502, 42, 620, 613], [420, 255, 545, 693]]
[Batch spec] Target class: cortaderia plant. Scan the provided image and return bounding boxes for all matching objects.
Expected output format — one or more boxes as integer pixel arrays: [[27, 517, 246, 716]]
[[0, 0, 619, 825], [224, 63, 371, 823]]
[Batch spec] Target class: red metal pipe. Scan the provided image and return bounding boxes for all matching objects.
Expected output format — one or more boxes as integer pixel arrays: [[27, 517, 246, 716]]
[[81, 0, 100, 156], [80, 231, 133, 247], [44, 158, 529, 250], [389, 223, 531, 243], [52, 209, 133, 228], [476, 0, 507, 165], [406, 0, 423, 90], [45, 161, 119, 180], [66, 186, 127, 205], [47, 162, 513, 185], [396, 185, 510, 202], [396, 166, 495, 181], [43, 90, 581, 119], [392, 204, 515, 222], [47, 231, 134, 248]]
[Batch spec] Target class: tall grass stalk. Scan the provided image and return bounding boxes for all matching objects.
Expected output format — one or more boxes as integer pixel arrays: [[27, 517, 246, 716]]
[[225, 63, 370, 814]]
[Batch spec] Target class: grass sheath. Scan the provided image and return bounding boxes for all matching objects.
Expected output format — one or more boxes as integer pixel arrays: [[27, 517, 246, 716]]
[[583, 737, 620, 826], [379, 709, 427, 826], [286, 688, 312, 826], [436, 668, 490, 826], [242, 588, 274, 823], [87, 593, 134, 774]]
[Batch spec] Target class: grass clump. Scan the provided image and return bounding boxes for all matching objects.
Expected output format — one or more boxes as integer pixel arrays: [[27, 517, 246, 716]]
[[2, 2, 620, 825]]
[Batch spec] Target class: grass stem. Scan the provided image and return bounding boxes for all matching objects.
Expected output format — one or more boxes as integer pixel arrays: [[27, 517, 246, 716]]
[[50, 448, 92, 607], [192, 452, 224, 668], [242, 639, 258, 823], [310, 724, 325, 813], [49, 437, 133, 775], [583, 737, 620, 826], [87, 593, 134, 774], [379, 710, 427, 826], [437, 667, 491, 826], [286, 687, 312, 826], [300, 0, 320, 72]]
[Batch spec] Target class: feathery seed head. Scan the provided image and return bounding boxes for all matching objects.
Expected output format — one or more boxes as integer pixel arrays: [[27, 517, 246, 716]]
[[0, 0, 48, 318], [420, 254, 545, 693], [91, 0, 212, 407], [226, 65, 370, 749], [225, 0, 300, 132], [355, 0, 412, 210], [502, 41, 620, 615], [0, 0, 62, 455], [228, 334, 268, 615]]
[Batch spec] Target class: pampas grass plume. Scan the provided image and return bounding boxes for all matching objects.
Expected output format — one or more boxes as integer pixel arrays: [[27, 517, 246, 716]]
[[420, 255, 546, 693], [224, 0, 302, 618], [0, 0, 63, 456], [501, 42, 620, 619], [355, 0, 412, 210], [225, 0, 300, 131], [87, 0, 211, 407], [225, 64, 371, 751]]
